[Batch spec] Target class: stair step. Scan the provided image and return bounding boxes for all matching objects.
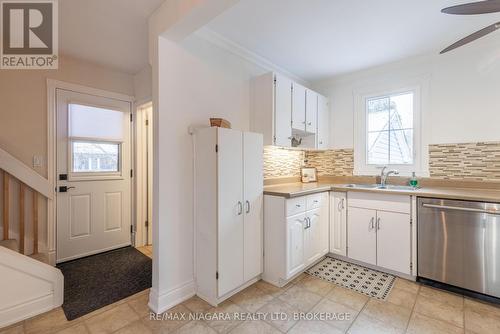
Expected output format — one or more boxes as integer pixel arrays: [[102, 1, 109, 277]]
[[29, 252, 49, 264], [0, 239, 19, 252]]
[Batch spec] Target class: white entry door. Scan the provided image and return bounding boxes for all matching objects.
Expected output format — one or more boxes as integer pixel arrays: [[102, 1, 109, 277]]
[[56, 89, 132, 262]]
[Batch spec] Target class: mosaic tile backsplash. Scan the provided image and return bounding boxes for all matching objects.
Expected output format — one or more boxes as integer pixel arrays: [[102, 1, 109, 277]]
[[429, 142, 500, 181], [264, 142, 500, 181]]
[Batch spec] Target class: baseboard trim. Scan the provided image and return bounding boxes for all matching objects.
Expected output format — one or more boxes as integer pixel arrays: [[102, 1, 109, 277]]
[[148, 280, 196, 314]]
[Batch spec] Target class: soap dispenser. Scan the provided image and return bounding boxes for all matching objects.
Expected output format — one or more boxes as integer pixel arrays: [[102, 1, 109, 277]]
[[409, 172, 418, 188]]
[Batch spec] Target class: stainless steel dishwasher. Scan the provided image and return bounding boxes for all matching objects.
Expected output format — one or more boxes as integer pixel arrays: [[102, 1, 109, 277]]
[[418, 197, 500, 298]]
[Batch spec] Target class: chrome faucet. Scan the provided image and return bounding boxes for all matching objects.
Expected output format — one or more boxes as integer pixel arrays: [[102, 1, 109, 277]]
[[380, 166, 399, 187]]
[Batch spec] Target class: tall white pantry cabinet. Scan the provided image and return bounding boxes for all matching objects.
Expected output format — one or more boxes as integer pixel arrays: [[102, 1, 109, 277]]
[[194, 127, 264, 306]]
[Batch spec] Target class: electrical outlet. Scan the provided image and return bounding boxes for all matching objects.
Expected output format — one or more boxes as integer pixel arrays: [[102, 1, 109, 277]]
[[32, 155, 43, 168]]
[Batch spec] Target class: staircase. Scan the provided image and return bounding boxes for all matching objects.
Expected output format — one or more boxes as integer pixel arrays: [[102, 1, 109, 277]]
[[0, 148, 63, 329]]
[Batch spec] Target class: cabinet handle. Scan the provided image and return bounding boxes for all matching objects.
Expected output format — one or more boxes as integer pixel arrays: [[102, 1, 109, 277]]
[[245, 200, 250, 214], [337, 198, 345, 211], [237, 201, 243, 215], [296, 204, 301, 208], [377, 217, 381, 230], [370, 217, 375, 230], [307, 122, 312, 125]]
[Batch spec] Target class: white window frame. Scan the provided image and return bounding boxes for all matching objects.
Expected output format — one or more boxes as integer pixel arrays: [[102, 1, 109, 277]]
[[353, 80, 429, 177]]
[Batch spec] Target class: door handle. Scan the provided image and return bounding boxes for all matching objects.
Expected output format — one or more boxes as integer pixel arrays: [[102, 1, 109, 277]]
[[59, 186, 76, 193], [377, 217, 381, 230], [237, 201, 243, 215], [245, 200, 250, 214], [370, 217, 375, 230]]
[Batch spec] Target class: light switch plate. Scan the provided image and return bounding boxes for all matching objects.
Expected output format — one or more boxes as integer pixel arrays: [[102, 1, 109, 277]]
[[33, 155, 43, 168]]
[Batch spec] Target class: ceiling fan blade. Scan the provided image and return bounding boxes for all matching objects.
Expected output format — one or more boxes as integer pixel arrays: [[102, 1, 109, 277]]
[[441, 22, 500, 53], [442, 0, 500, 15]]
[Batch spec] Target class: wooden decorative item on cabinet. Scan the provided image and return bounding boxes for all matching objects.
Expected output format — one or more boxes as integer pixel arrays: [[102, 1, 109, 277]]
[[210, 118, 231, 129]]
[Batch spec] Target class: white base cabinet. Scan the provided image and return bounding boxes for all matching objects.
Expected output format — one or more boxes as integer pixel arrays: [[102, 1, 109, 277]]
[[194, 127, 263, 306], [330, 192, 347, 256], [347, 192, 412, 275], [264, 192, 329, 287]]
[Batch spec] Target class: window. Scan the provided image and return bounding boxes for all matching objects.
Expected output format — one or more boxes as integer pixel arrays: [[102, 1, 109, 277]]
[[354, 83, 427, 176], [68, 103, 126, 179], [367, 92, 413, 165], [72, 141, 120, 173]]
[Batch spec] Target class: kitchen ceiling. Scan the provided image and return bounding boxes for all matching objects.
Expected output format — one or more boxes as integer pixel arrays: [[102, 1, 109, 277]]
[[207, 0, 500, 81]]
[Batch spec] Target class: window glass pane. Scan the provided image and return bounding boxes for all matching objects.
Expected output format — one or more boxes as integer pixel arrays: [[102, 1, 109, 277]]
[[72, 141, 120, 173], [389, 93, 413, 130], [69, 104, 124, 140], [367, 131, 389, 165], [389, 130, 413, 164], [367, 97, 389, 132]]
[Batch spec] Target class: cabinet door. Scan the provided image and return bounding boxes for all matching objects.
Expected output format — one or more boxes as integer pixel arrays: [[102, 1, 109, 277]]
[[376, 211, 411, 275], [330, 192, 347, 256], [305, 90, 317, 134], [243, 132, 263, 281], [286, 213, 306, 279], [292, 83, 306, 131], [347, 207, 377, 265], [317, 95, 329, 149], [274, 74, 292, 147], [217, 128, 244, 296], [304, 208, 321, 265]]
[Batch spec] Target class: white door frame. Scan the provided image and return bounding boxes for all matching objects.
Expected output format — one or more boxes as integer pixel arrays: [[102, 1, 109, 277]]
[[47, 79, 135, 265]]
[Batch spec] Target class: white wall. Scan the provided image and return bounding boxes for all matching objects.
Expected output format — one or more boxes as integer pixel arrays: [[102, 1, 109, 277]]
[[152, 32, 266, 312], [314, 35, 500, 149], [134, 65, 153, 105]]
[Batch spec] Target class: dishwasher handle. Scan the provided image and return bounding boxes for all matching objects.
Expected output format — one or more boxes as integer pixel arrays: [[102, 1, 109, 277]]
[[422, 203, 500, 215]]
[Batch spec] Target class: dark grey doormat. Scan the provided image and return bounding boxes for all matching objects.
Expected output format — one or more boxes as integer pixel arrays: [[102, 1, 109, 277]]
[[306, 257, 395, 300], [57, 246, 152, 320]]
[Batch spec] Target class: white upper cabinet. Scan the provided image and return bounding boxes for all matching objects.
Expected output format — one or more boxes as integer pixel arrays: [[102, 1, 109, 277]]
[[292, 83, 306, 132], [317, 95, 330, 149], [274, 74, 293, 147], [305, 89, 318, 134], [251, 72, 330, 149]]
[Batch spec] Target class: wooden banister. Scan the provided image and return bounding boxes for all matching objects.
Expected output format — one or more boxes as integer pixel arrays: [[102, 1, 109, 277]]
[[33, 191, 38, 254], [19, 183, 25, 254], [3, 171, 9, 240]]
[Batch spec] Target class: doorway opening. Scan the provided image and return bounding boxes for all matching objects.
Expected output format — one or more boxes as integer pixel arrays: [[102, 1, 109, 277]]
[[134, 102, 153, 259]]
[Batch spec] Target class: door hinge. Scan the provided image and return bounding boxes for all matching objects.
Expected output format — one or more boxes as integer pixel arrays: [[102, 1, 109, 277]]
[[216, 272, 219, 280], [410, 217, 413, 225], [130, 113, 133, 122], [273, 77, 277, 85], [145, 119, 149, 126], [145, 220, 149, 227], [215, 144, 218, 153], [410, 262, 413, 271], [130, 169, 134, 178], [130, 225, 134, 234]]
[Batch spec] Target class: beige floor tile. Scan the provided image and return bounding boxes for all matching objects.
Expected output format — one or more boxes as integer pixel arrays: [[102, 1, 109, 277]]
[[414, 295, 464, 328], [361, 299, 412, 330], [277, 285, 322, 312], [0, 324, 24, 334], [174, 321, 217, 334], [288, 320, 343, 334], [393, 278, 420, 294], [25, 308, 74, 334], [407, 312, 464, 334], [254, 280, 288, 299], [229, 286, 274, 312], [295, 275, 334, 296], [464, 298, 500, 317], [465, 306, 500, 334], [386, 287, 418, 309], [205, 300, 245, 333], [347, 314, 404, 334], [325, 286, 369, 311], [54, 323, 89, 334], [230, 320, 281, 334], [290, 273, 307, 285], [183, 296, 213, 313], [312, 298, 357, 332], [85, 303, 139, 334], [419, 286, 464, 307], [128, 293, 153, 318], [114, 321, 152, 334], [142, 304, 191, 333], [257, 298, 300, 332]]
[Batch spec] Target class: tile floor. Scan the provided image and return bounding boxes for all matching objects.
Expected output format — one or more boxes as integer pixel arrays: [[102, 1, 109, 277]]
[[136, 245, 153, 259], [2, 273, 500, 334]]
